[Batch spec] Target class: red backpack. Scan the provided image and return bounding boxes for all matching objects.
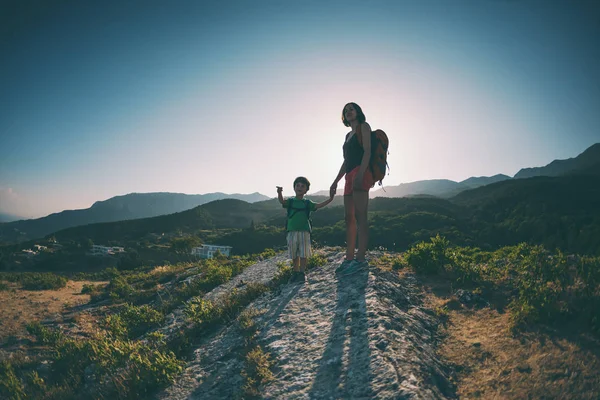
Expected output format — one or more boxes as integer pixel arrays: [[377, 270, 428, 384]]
[[356, 124, 389, 186]]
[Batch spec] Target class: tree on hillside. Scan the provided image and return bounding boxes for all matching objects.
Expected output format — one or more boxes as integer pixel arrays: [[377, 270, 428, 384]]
[[169, 236, 202, 254]]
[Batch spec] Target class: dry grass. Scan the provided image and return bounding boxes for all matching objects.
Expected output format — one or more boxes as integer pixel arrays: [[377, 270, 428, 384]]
[[0, 280, 106, 343], [420, 274, 600, 399]]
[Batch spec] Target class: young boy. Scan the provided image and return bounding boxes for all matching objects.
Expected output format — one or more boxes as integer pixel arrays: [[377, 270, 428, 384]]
[[277, 176, 335, 283]]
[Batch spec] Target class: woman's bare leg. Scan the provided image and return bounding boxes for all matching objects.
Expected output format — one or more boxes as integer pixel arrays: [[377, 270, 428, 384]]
[[353, 190, 369, 261], [344, 194, 357, 261]]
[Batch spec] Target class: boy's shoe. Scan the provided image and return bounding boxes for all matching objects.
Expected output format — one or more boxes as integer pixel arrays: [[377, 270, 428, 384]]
[[297, 271, 306, 283], [287, 271, 299, 284], [335, 259, 354, 274], [288, 271, 306, 284], [339, 260, 368, 276]]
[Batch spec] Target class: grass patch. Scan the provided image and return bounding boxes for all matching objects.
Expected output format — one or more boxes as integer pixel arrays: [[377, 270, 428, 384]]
[[0, 248, 290, 399], [401, 237, 600, 336], [241, 346, 274, 399], [237, 307, 274, 399], [0, 272, 68, 291]]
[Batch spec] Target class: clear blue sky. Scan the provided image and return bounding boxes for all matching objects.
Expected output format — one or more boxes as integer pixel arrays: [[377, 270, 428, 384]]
[[1, 0, 599, 218]]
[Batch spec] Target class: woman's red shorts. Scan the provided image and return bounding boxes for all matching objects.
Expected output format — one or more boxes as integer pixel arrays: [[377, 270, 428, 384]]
[[344, 166, 374, 195]]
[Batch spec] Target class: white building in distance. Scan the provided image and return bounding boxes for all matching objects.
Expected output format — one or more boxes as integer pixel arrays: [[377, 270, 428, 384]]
[[90, 245, 126, 256], [191, 244, 232, 259]]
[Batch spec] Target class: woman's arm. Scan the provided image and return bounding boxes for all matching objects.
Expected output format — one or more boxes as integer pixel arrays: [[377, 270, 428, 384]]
[[331, 160, 346, 190]]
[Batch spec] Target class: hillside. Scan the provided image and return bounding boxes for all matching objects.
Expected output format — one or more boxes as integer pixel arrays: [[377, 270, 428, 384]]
[[0, 213, 24, 223], [514, 143, 600, 179], [5, 172, 597, 262], [368, 174, 512, 199], [370, 179, 470, 199], [0, 192, 270, 244], [450, 174, 600, 253], [459, 173, 511, 188]]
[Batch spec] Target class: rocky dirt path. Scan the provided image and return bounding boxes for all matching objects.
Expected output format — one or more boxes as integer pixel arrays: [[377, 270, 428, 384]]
[[158, 249, 454, 399]]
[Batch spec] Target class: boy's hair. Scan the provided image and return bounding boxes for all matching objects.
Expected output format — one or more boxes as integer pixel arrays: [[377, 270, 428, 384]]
[[293, 176, 310, 191], [342, 102, 367, 127]]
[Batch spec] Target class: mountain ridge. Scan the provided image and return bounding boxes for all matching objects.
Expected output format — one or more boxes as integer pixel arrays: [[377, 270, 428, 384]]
[[1, 143, 598, 244], [0, 192, 269, 243]]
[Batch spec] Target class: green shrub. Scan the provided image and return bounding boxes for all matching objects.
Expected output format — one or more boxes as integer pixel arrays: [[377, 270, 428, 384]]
[[81, 283, 98, 294], [0, 361, 26, 400], [183, 298, 219, 323], [203, 262, 233, 286], [104, 304, 165, 339], [506, 244, 566, 330], [20, 273, 68, 290], [242, 346, 274, 399], [404, 234, 449, 274], [106, 276, 135, 301], [237, 308, 262, 339], [48, 333, 183, 398], [27, 321, 64, 345], [307, 253, 327, 269], [120, 304, 165, 338]]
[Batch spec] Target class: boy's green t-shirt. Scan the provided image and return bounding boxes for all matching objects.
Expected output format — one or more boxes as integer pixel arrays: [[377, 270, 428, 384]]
[[284, 197, 317, 232]]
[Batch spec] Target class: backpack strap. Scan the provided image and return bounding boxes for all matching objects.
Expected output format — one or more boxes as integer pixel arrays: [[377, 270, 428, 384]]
[[286, 197, 294, 218], [304, 199, 312, 232], [286, 199, 313, 232]]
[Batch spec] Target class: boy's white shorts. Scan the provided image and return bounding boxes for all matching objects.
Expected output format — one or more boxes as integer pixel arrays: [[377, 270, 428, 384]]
[[287, 231, 312, 259]]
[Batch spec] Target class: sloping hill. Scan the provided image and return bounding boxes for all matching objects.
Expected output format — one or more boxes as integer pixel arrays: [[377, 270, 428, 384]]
[[370, 179, 469, 199], [459, 173, 511, 188], [514, 143, 600, 179], [450, 174, 600, 253], [0, 212, 23, 223]]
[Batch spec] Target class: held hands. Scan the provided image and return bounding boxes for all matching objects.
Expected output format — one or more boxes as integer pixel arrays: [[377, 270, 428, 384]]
[[329, 183, 337, 199], [276, 186, 283, 194]]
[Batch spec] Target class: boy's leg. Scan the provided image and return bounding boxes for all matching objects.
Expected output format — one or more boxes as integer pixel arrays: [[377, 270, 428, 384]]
[[288, 231, 300, 272], [293, 257, 301, 272], [300, 231, 311, 272], [299, 257, 307, 272]]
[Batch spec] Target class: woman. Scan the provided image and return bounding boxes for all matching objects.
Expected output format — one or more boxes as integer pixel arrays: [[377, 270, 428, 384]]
[[330, 102, 374, 274]]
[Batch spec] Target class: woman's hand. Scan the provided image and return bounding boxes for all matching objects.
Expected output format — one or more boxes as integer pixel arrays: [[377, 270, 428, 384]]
[[330, 182, 337, 196]]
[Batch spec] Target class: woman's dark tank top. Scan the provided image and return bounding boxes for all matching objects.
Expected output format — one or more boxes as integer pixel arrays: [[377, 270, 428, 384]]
[[343, 132, 364, 173]]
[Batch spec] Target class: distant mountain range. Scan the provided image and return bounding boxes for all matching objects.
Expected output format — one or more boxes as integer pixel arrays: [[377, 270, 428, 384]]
[[368, 143, 600, 199], [0, 212, 24, 223], [0, 192, 269, 243], [369, 174, 511, 199], [0, 143, 598, 244], [45, 172, 600, 257], [514, 143, 600, 179]]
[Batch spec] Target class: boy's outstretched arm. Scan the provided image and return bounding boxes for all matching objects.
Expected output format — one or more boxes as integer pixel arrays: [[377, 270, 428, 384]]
[[315, 191, 335, 210], [277, 186, 286, 206]]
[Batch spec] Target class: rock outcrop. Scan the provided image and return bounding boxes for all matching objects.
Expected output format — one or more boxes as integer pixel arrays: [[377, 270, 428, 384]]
[[159, 249, 453, 399]]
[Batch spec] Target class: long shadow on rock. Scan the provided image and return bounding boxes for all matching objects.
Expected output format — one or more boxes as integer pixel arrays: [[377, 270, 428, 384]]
[[309, 268, 372, 399], [188, 282, 303, 400]]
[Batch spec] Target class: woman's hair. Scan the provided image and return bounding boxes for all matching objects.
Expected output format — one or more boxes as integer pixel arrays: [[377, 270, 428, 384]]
[[293, 176, 310, 191], [341, 102, 366, 127]]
